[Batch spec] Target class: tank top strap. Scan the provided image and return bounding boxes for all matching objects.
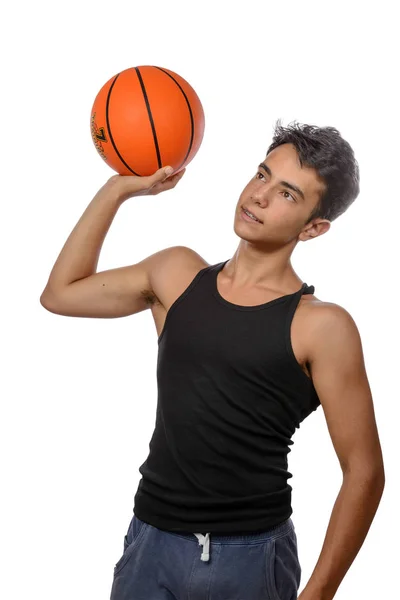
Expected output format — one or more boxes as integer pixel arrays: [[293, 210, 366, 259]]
[[291, 282, 315, 305], [209, 260, 229, 274], [302, 283, 315, 295], [285, 281, 315, 325], [203, 260, 229, 290]]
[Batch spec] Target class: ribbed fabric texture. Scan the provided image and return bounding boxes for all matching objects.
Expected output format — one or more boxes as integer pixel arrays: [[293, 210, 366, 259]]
[[133, 260, 320, 534]]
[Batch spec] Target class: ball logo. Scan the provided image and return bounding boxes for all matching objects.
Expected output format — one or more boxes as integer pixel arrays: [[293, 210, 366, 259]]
[[91, 112, 108, 161]]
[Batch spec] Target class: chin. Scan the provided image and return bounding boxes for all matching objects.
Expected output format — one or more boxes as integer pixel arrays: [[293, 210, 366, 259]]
[[233, 223, 258, 240]]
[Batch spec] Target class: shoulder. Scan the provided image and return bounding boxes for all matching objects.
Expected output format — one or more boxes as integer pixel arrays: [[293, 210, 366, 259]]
[[301, 298, 357, 328], [300, 299, 363, 362], [149, 245, 209, 307], [156, 245, 210, 274]]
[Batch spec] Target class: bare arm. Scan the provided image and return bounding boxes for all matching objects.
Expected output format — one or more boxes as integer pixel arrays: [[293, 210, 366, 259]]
[[39, 246, 191, 318], [40, 167, 186, 318], [298, 305, 385, 600]]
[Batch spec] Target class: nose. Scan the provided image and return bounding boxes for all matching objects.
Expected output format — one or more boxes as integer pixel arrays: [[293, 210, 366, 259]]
[[250, 191, 269, 207], [250, 181, 271, 207]]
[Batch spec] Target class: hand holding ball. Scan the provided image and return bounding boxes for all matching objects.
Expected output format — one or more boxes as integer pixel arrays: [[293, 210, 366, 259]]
[[106, 165, 187, 205]]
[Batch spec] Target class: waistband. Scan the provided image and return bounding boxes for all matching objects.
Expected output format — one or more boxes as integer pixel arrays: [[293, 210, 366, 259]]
[[167, 516, 294, 544], [184, 517, 293, 562]]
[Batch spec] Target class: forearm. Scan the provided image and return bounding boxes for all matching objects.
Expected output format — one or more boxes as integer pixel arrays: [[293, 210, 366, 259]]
[[42, 178, 123, 293], [299, 470, 385, 600]]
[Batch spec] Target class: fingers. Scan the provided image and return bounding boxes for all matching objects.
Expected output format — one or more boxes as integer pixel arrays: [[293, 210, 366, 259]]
[[167, 168, 186, 183], [158, 168, 186, 186], [166, 168, 186, 181], [150, 168, 186, 194], [149, 166, 174, 185]]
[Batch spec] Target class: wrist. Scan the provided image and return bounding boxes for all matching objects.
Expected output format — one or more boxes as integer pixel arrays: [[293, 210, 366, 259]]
[[105, 174, 144, 205], [298, 584, 334, 600], [103, 175, 130, 206]]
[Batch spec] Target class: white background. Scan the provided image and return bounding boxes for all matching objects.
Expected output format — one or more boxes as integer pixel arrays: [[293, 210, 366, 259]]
[[1, 1, 398, 599]]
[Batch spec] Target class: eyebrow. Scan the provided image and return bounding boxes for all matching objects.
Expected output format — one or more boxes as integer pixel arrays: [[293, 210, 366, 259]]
[[258, 162, 305, 201]]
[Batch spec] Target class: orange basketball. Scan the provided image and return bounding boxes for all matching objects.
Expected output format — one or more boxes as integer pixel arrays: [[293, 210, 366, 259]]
[[90, 65, 205, 176]]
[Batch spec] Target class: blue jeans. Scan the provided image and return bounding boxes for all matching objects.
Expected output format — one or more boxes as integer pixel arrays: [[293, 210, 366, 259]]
[[110, 514, 301, 600]]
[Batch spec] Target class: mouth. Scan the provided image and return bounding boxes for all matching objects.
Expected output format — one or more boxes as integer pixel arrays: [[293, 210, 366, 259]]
[[241, 206, 263, 224]]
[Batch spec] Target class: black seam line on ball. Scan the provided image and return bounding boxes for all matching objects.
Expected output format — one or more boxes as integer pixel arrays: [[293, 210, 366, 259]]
[[106, 73, 141, 176], [135, 67, 162, 169], [154, 67, 195, 172]]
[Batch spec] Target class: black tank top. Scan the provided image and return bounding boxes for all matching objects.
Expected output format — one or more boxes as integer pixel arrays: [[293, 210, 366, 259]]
[[133, 260, 320, 534]]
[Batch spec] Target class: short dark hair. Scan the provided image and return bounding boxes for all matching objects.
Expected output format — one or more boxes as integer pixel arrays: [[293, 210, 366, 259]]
[[266, 119, 360, 224]]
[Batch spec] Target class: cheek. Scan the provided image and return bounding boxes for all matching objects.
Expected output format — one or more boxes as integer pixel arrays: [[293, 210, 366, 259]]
[[267, 204, 292, 221], [267, 209, 299, 233]]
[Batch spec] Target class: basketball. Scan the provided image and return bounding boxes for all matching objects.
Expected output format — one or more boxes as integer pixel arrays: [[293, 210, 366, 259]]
[[90, 65, 205, 176]]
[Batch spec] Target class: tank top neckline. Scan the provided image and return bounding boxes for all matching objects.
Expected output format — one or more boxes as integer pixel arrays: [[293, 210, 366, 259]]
[[212, 259, 314, 312]]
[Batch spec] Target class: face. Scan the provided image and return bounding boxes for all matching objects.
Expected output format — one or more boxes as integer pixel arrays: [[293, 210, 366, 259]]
[[234, 143, 330, 246]]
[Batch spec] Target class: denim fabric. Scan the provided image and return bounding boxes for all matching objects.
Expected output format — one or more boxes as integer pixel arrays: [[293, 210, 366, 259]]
[[110, 514, 301, 600]]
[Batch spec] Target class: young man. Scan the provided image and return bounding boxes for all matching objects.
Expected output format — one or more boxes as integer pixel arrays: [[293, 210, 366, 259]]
[[40, 120, 385, 600]]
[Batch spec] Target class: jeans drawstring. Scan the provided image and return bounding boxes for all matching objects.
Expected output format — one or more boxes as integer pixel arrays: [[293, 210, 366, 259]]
[[194, 532, 211, 561]]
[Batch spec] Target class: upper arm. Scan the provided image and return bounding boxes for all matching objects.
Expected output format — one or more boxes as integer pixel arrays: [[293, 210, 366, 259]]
[[40, 245, 197, 319], [308, 304, 385, 479]]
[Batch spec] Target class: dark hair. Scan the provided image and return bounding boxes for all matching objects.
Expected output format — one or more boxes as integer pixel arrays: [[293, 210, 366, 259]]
[[266, 119, 360, 224]]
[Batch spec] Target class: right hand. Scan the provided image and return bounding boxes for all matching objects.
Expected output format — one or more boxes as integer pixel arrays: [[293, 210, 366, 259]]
[[107, 166, 186, 204]]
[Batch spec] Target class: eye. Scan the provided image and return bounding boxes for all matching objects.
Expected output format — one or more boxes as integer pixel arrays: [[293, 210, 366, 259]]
[[282, 190, 296, 202], [256, 172, 296, 202]]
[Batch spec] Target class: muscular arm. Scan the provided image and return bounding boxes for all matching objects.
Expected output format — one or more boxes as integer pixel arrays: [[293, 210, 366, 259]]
[[40, 245, 200, 319], [299, 305, 385, 600]]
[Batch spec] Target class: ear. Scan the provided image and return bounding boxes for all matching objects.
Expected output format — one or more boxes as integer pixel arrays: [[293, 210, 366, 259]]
[[299, 219, 331, 241]]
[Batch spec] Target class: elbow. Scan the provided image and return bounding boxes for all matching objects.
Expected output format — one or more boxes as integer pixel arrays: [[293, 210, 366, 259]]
[[40, 293, 51, 309], [40, 293, 58, 313], [343, 463, 386, 490]]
